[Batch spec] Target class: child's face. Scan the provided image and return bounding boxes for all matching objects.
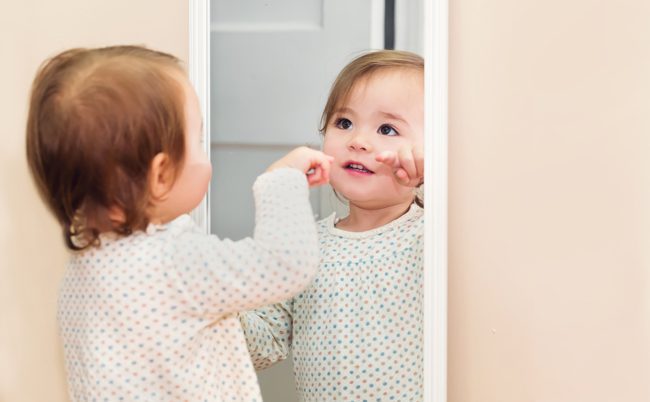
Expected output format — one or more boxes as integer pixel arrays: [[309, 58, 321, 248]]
[[162, 76, 212, 217], [322, 68, 424, 208]]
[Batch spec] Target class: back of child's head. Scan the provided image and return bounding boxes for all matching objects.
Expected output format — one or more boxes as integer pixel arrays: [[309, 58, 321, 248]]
[[319, 50, 424, 134], [26, 45, 187, 250]]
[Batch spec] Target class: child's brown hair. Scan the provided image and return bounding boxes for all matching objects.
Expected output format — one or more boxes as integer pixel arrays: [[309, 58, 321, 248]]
[[26, 45, 187, 250], [319, 50, 424, 207]]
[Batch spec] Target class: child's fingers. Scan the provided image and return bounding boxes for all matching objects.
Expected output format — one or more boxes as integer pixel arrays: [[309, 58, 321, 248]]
[[310, 171, 329, 187], [375, 151, 400, 168], [301, 149, 330, 173], [321, 158, 331, 183], [396, 168, 409, 183], [267, 147, 334, 180], [397, 147, 418, 185], [307, 167, 323, 186], [376, 149, 421, 186], [306, 153, 333, 187], [413, 147, 425, 183]]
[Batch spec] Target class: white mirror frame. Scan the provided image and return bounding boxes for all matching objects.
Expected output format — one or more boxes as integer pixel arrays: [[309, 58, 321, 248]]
[[188, 1, 448, 401], [188, 0, 211, 235]]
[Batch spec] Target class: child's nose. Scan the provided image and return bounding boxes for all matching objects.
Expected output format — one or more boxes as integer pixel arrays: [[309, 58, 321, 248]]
[[347, 132, 373, 152]]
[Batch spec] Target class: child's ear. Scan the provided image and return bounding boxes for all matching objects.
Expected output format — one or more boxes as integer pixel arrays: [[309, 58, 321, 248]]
[[107, 205, 126, 225], [148, 152, 175, 200]]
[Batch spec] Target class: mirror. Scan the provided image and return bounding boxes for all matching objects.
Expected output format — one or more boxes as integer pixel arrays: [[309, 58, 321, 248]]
[[208, 0, 424, 240], [190, 1, 444, 401]]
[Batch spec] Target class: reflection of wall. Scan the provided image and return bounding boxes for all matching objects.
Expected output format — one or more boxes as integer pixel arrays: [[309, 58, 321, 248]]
[[0, 2, 187, 401], [448, 0, 650, 401]]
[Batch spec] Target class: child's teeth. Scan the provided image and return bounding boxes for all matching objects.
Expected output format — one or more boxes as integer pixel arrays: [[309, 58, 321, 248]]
[[347, 163, 371, 172]]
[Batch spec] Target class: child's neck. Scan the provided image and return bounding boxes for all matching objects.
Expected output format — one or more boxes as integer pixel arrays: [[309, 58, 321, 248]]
[[335, 198, 414, 232]]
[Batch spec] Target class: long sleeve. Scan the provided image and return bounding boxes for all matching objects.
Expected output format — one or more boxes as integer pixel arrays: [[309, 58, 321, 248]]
[[239, 300, 294, 370], [168, 168, 319, 319], [58, 167, 318, 402]]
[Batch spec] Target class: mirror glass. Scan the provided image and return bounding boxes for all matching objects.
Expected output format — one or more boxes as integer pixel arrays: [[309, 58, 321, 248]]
[[208, 1, 424, 400]]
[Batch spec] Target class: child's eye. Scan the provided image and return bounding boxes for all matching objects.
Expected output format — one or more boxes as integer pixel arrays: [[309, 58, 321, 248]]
[[378, 124, 399, 136], [334, 118, 353, 130]]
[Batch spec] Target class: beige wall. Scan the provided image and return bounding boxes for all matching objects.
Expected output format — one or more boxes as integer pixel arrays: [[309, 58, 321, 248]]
[[448, 0, 650, 401], [0, 2, 187, 401], [2, 0, 649, 401]]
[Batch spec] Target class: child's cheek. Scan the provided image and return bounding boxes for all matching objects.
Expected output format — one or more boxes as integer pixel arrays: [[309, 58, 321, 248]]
[[321, 135, 339, 157], [185, 160, 212, 195]]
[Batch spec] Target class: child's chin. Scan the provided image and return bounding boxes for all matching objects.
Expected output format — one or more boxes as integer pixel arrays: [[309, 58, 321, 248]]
[[340, 190, 390, 205], [340, 185, 414, 207]]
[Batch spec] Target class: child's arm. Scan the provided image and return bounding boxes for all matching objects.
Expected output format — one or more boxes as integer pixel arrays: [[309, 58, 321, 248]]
[[238, 301, 294, 370], [168, 148, 331, 318]]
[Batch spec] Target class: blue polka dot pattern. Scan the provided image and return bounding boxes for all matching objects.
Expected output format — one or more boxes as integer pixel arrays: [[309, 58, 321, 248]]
[[241, 204, 424, 401], [58, 168, 319, 402]]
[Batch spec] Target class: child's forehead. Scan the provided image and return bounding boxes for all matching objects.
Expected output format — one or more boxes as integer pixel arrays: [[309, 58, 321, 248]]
[[350, 68, 421, 93], [339, 68, 423, 105]]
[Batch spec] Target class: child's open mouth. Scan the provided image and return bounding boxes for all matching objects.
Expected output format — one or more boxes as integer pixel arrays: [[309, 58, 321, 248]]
[[344, 161, 375, 175]]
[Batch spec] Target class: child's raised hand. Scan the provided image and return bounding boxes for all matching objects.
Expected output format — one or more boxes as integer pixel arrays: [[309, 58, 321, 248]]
[[375, 144, 424, 187], [267, 146, 335, 187]]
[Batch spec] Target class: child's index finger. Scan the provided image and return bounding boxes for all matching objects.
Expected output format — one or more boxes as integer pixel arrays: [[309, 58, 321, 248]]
[[375, 151, 400, 168]]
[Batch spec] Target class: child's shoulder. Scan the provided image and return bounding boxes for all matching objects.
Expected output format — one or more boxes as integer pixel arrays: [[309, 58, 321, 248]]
[[316, 213, 336, 235], [409, 203, 424, 226], [393, 203, 424, 235]]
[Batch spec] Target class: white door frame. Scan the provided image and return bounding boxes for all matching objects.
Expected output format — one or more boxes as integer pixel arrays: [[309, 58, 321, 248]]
[[188, 1, 448, 401]]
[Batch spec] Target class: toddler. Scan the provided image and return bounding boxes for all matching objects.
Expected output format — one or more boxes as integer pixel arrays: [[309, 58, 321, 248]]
[[25, 45, 333, 402], [240, 50, 425, 401]]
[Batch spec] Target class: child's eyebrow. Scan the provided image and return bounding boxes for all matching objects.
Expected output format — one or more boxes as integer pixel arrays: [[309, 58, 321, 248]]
[[379, 111, 409, 126], [333, 107, 356, 115]]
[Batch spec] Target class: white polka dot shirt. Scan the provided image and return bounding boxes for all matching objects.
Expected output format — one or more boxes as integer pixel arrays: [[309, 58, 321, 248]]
[[58, 168, 319, 402], [240, 204, 424, 401]]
